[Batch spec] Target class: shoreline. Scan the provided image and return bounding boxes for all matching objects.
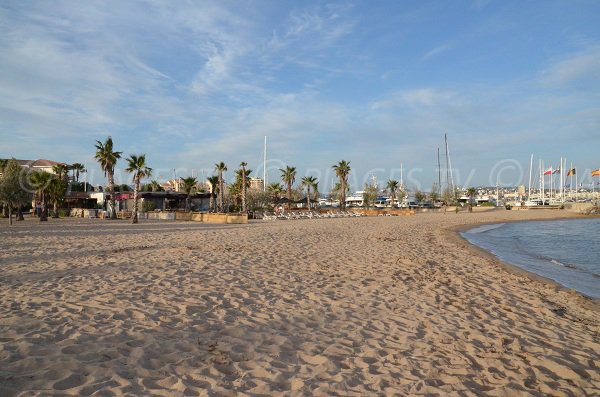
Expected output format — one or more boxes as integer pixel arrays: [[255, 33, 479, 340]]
[[449, 212, 600, 304]]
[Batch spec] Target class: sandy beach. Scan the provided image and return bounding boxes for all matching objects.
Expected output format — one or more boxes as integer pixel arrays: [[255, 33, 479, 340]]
[[1, 209, 598, 396]]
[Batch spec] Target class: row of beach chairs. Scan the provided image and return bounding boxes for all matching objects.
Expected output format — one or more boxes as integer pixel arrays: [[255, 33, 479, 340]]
[[260, 211, 364, 221]]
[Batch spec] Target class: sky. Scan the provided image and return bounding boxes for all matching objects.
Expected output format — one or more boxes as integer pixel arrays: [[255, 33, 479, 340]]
[[1, 0, 599, 191]]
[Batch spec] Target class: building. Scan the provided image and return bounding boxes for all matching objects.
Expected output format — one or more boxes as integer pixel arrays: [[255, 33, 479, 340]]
[[0, 158, 66, 177], [161, 178, 183, 192], [249, 177, 264, 191]]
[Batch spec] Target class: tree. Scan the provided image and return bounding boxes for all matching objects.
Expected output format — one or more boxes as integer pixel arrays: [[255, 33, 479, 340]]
[[386, 179, 399, 208], [70, 163, 86, 182], [52, 163, 69, 181], [214, 162, 227, 212], [30, 171, 52, 221], [267, 182, 284, 203], [429, 183, 440, 206], [280, 166, 296, 211], [466, 187, 477, 212], [414, 189, 425, 205], [125, 154, 152, 224], [47, 176, 67, 218], [141, 180, 164, 192], [206, 176, 219, 213], [301, 176, 318, 210], [181, 176, 198, 211], [95, 136, 122, 219], [0, 159, 31, 225], [239, 162, 248, 212], [333, 160, 351, 210], [363, 181, 378, 209]]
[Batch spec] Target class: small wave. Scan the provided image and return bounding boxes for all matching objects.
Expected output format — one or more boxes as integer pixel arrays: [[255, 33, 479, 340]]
[[550, 259, 577, 269], [464, 223, 506, 235]]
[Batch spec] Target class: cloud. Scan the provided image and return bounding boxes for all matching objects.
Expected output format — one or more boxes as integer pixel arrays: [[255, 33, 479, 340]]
[[540, 46, 600, 88], [422, 43, 453, 61]]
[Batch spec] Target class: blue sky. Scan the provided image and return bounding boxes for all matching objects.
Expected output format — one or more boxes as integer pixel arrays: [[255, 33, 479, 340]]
[[1, 1, 599, 191]]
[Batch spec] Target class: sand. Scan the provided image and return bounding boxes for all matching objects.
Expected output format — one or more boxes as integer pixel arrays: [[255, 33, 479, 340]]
[[0, 209, 598, 396]]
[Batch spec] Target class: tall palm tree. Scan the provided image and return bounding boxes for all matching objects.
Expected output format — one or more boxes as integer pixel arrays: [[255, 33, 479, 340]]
[[30, 171, 52, 221], [206, 176, 219, 213], [95, 136, 122, 219], [280, 166, 296, 211], [239, 162, 248, 212], [125, 154, 152, 224], [301, 176, 318, 210], [234, 165, 252, 212], [214, 162, 227, 212], [181, 176, 198, 211], [70, 163, 86, 182], [333, 160, 351, 210], [386, 179, 399, 208]]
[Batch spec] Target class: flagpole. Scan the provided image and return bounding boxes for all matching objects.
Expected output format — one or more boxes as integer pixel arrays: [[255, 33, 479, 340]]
[[569, 161, 573, 200], [541, 160, 544, 204], [560, 157, 563, 202], [575, 167, 578, 202]]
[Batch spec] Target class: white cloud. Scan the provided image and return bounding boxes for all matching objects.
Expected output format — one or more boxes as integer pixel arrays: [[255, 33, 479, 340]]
[[540, 46, 600, 87], [422, 43, 453, 61]]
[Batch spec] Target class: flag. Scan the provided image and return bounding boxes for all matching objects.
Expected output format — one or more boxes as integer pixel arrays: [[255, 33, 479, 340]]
[[543, 167, 553, 176], [567, 168, 576, 176], [552, 168, 560, 174], [592, 168, 600, 177]]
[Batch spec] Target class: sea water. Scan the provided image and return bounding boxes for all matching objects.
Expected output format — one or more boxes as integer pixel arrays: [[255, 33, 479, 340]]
[[461, 218, 600, 299]]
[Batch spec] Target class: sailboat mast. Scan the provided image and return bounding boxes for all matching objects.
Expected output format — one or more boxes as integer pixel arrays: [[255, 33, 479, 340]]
[[400, 162, 403, 188], [437, 148, 441, 194], [528, 154, 533, 201], [445, 135, 450, 193], [445, 134, 454, 193]]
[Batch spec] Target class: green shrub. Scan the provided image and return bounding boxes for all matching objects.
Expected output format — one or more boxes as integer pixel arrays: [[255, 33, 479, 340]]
[[142, 200, 157, 212]]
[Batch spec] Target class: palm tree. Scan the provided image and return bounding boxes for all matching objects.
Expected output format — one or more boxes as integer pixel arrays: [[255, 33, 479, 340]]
[[333, 160, 351, 211], [142, 180, 164, 192], [466, 187, 477, 212], [301, 176, 318, 210], [280, 166, 296, 211], [181, 176, 198, 211], [312, 181, 320, 203], [386, 179, 399, 208], [235, 165, 252, 212], [52, 163, 69, 181], [30, 171, 52, 221], [47, 176, 67, 218], [70, 163, 86, 182], [206, 176, 219, 213], [214, 162, 227, 212], [267, 182, 284, 202], [95, 136, 122, 219], [125, 154, 152, 224], [239, 162, 248, 212]]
